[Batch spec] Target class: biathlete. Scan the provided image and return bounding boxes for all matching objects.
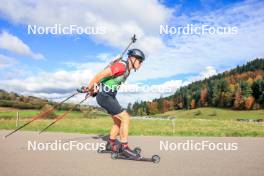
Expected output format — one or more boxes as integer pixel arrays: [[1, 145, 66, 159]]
[[80, 49, 145, 158]]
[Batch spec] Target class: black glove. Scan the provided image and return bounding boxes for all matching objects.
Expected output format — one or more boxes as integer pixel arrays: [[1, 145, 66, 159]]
[[85, 92, 97, 98], [77, 86, 88, 93]]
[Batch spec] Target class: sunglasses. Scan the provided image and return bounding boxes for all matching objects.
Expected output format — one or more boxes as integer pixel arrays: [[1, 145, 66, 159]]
[[135, 57, 143, 63]]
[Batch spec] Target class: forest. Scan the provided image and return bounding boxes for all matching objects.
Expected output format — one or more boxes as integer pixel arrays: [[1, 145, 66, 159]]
[[128, 58, 264, 115]]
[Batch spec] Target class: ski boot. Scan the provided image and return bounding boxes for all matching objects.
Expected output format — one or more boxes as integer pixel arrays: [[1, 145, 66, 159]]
[[105, 139, 120, 152], [111, 143, 141, 160], [97, 139, 120, 153], [111, 143, 160, 163], [98, 139, 141, 154]]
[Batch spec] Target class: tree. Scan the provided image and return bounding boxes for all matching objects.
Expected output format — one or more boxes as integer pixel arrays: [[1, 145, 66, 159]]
[[233, 86, 244, 110], [200, 88, 208, 107], [190, 99, 196, 109], [157, 98, 164, 113], [240, 80, 252, 98], [40, 104, 56, 119], [147, 102, 159, 115], [211, 79, 230, 107], [244, 96, 255, 110], [252, 78, 264, 105], [127, 103, 132, 114]]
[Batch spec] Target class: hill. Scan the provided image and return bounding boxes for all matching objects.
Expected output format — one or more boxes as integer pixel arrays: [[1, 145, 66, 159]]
[[128, 58, 264, 115], [0, 90, 100, 112], [0, 90, 50, 109]]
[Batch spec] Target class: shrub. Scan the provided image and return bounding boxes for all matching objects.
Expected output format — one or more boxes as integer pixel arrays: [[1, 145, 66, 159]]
[[194, 110, 202, 116], [40, 104, 56, 119], [209, 110, 217, 116]]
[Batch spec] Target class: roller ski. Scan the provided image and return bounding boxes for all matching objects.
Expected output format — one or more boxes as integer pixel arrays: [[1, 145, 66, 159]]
[[111, 143, 160, 164], [97, 139, 141, 155]]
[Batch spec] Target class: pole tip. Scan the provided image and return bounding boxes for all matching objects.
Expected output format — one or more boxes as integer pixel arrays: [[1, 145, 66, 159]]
[[132, 34, 137, 42]]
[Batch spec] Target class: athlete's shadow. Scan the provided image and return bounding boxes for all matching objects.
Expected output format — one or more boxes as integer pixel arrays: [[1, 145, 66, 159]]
[[92, 134, 109, 142], [92, 135, 122, 145], [47, 134, 109, 143]]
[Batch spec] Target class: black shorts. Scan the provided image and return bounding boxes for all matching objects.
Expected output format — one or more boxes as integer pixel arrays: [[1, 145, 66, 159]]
[[96, 87, 123, 116]]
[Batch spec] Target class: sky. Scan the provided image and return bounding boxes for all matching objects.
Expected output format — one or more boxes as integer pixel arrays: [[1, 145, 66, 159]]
[[0, 0, 263, 107]]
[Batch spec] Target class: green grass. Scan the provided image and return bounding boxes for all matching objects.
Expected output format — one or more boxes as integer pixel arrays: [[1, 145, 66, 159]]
[[154, 107, 264, 120], [0, 107, 263, 136], [0, 109, 108, 120], [0, 110, 40, 119]]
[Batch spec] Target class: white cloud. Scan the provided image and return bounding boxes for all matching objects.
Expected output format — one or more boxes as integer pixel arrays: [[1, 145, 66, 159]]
[[128, 0, 264, 82], [201, 66, 217, 78], [0, 0, 173, 54], [0, 69, 94, 96], [188, 66, 217, 82], [0, 31, 44, 59], [0, 54, 16, 68], [96, 53, 118, 62], [0, 62, 189, 106], [1, 0, 262, 82]]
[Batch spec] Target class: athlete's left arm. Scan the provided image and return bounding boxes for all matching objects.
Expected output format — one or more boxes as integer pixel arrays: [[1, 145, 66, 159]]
[[87, 68, 112, 92]]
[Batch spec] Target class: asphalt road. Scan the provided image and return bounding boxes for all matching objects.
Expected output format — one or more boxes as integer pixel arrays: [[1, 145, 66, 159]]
[[0, 130, 263, 176]]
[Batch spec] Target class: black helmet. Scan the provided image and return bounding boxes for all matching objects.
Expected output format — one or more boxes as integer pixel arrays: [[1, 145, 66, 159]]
[[127, 49, 145, 62]]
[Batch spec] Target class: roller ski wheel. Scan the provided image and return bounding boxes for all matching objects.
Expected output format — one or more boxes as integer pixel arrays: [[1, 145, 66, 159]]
[[97, 146, 104, 153], [111, 153, 160, 163], [133, 147, 141, 155], [152, 155, 160, 163], [110, 149, 160, 164], [111, 152, 118, 160]]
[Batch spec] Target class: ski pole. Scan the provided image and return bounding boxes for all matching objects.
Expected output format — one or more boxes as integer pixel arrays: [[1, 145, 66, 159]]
[[39, 96, 89, 134], [120, 34, 137, 59], [4, 92, 79, 138], [108, 34, 137, 65]]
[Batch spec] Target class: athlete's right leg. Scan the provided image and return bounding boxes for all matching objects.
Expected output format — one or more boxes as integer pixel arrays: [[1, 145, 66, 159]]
[[109, 115, 121, 140], [115, 110, 130, 143]]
